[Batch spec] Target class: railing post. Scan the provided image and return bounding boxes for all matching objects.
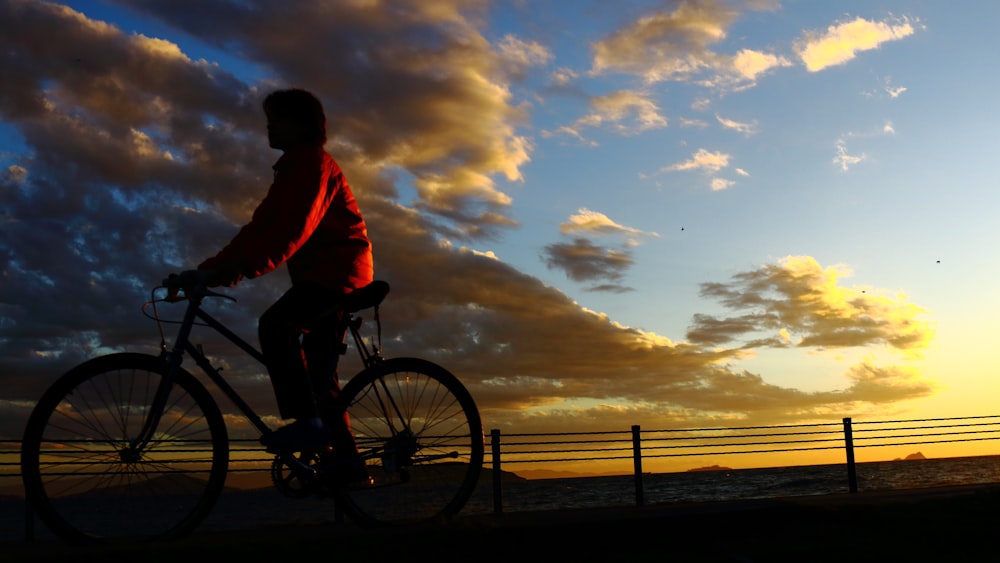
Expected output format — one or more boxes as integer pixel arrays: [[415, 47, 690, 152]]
[[843, 417, 858, 493], [631, 425, 644, 506], [490, 428, 503, 513]]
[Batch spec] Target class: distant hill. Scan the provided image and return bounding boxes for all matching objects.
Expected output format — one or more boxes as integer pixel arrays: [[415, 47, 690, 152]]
[[512, 469, 591, 480], [893, 451, 927, 461], [687, 465, 733, 472], [479, 465, 527, 482], [512, 469, 628, 480]]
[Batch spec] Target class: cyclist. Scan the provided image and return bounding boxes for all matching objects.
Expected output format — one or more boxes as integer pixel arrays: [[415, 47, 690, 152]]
[[196, 88, 373, 457]]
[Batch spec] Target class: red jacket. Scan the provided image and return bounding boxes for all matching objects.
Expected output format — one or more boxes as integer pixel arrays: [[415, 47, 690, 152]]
[[199, 145, 373, 291]]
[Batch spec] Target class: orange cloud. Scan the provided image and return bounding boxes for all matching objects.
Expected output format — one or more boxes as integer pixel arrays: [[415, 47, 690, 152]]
[[691, 256, 935, 356]]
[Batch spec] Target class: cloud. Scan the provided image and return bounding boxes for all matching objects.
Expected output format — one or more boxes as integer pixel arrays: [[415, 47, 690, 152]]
[[589, 6, 915, 91], [796, 16, 917, 72], [542, 238, 633, 287], [496, 34, 554, 77], [689, 256, 935, 356], [549, 67, 579, 88], [886, 85, 907, 99], [590, 2, 735, 81], [0, 1, 939, 439], [832, 119, 897, 172], [716, 114, 756, 135], [680, 117, 710, 128], [729, 48, 793, 84], [543, 90, 667, 144], [559, 208, 660, 240], [840, 361, 933, 403], [542, 209, 658, 292], [710, 177, 735, 191], [662, 148, 731, 173], [644, 148, 736, 190], [834, 139, 866, 171], [589, 1, 789, 89], [93, 0, 533, 235], [0, 0, 537, 424]]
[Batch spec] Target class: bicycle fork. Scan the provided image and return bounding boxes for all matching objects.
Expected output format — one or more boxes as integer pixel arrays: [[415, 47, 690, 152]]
[[130, 294, 202, 454], [128, 351, 182, 457]]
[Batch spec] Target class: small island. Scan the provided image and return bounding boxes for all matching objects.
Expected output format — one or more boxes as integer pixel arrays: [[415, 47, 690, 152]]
[[893, 451, 927, 461], [687, 464, 733, 472]]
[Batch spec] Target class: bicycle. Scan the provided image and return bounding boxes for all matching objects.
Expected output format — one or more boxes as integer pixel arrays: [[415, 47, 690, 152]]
[[20, 271, 485, 544]]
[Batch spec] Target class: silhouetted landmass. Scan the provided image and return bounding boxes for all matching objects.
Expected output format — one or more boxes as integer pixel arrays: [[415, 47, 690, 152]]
[[687, 464, 733, 472], [478, 465, 525, 482], [894, 451, 927, 461], [512, 469, 628, 480]]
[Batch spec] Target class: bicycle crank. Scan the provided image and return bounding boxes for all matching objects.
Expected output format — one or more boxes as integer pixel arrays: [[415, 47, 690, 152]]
[[270, 451, 322, 498]]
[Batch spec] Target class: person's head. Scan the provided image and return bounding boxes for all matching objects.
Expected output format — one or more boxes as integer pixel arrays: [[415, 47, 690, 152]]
[[262, 88, 327, 150]]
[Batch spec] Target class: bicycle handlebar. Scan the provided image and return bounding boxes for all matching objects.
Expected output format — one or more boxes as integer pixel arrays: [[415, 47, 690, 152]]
[[158, 271, 389, 311], [162, 270, 234, 302]]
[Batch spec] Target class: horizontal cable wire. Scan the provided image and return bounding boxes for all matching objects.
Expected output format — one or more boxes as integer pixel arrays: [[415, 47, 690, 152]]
[[5, 415, 1000, 475]]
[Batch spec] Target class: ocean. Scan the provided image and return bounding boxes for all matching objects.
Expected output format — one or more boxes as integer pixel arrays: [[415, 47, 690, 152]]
[[4, 455, 1000, 543], [462, 455, 1000, 514]]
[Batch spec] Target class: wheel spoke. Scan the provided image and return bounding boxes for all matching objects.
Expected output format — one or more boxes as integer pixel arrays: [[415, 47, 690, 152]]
[[21, 353, 229, 544], [333, 357, 483, 525]]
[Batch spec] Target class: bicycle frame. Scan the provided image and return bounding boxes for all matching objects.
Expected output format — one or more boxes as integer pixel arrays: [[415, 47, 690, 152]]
[[23, 275, 483, 541], [135, 287, 383, 453]]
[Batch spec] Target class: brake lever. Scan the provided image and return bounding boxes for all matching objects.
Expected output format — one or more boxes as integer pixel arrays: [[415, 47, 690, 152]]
[[162, 289, 188, 303]]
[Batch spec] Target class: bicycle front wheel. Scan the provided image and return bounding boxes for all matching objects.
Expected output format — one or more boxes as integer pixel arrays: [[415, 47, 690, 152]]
[[20, 353, 229, 543], [334, 357, 484, 525]]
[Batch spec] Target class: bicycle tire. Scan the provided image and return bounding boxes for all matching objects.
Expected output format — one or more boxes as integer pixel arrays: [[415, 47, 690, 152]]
[[332, 357, 484, 525], [20, 352, 229, 543]]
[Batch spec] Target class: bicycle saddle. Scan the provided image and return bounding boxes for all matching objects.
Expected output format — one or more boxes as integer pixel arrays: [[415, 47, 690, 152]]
[[343, 280, 390, 313]]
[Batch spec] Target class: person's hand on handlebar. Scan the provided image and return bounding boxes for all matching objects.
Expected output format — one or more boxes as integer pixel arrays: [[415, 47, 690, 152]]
[[162, 268, 240, 298], [163, 269, 205, 288]]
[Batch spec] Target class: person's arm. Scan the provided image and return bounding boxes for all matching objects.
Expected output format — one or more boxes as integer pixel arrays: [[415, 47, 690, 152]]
[[198, 149, 336, 285]]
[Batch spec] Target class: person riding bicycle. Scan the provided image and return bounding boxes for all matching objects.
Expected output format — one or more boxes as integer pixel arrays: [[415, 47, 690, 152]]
[[196, 88, 373, 456]]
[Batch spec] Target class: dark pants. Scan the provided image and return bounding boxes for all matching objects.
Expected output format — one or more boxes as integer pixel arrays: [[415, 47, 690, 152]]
[[258, 283, 347, 421]]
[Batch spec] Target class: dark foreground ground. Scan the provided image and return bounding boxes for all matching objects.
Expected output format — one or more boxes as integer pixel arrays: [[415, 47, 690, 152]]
[[3, 483, 998, 563]]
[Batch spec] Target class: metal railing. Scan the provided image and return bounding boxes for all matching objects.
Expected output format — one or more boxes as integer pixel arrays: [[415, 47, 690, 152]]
[[4, 415, 1000, 539], [483, 415, 1000, 510]]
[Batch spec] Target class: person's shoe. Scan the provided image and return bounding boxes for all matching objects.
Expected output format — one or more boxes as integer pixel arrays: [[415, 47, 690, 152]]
[[260, 420, 332, 453]]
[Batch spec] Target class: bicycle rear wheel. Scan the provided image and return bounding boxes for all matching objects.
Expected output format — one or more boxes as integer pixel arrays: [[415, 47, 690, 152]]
[[333, 357, 484, 525], [20, 353, 229, 543]]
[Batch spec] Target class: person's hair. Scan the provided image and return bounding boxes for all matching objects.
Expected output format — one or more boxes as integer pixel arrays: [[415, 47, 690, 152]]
[[262, 88, 327, 146]]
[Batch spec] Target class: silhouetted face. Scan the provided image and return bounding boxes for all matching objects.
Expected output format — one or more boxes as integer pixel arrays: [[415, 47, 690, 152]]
[[265, 111, 309, 151]]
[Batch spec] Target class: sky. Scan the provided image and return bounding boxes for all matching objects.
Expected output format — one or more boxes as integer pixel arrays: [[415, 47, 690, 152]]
[[3, 0, 1000, 475]]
